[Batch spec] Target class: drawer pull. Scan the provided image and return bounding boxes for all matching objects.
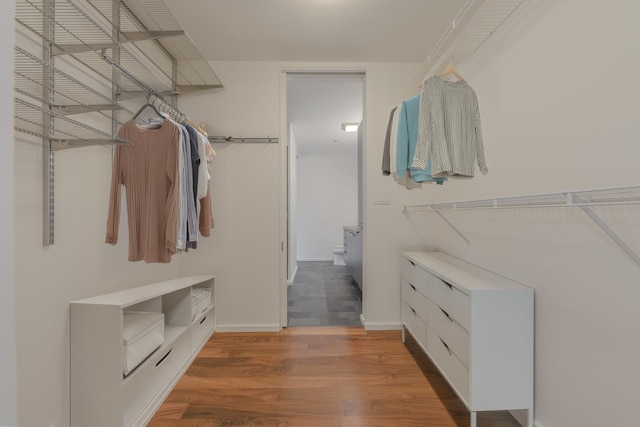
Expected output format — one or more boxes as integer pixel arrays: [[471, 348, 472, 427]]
[[410, 306, 417, 316], [440, 307, 453, 322], [200, 315, 207, 324], [409, 283, 417, 291], [409, 260, 416, 267], [443, 280, 453, 290], [439, 338, 452, 356], [155, 349, 172, 367]]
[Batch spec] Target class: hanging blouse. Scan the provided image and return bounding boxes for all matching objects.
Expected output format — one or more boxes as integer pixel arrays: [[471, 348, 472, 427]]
[[197, 132, 215, 236], [106, 119, 180, 263], [412, 75, 488, 178], [396, 94, 445, 186], [381, 106, 397, 176]]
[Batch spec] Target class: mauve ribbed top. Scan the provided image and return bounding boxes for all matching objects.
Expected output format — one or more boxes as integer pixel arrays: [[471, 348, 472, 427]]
[[106, 119, 180, 263]]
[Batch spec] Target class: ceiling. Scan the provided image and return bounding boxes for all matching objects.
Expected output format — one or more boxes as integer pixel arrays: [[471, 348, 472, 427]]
[[163, 0, 466, 63], [288, 73, 363, 156], [162, 0, 467, 156]]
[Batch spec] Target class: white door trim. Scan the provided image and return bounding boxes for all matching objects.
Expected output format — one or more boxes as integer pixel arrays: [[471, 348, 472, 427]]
[[278, 67, 367, 328]]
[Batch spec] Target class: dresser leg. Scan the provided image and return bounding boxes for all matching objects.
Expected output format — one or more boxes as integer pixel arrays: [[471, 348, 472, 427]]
[[527, 408, 534, 427], [470, 411, 477, 427], [401, 326, 406, 343]]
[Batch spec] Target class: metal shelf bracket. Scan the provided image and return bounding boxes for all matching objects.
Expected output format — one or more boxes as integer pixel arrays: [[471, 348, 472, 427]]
[[569, 193, 640, 267]]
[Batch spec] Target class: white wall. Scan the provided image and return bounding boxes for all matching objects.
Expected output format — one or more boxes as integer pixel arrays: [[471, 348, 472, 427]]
[[0, 2, 16, 425], [175, 62, 281, 331], [288, 124, 298, 280], [177, 61, 425, 331], [12, 15, 191, 427], [297, 154, 358, 261], [393, 1, 640, 426]]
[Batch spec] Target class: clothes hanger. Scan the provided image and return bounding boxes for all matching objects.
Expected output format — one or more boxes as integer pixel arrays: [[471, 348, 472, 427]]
[[416, 62, 465, 88], [196, 122, 216, 157], [438, 63, 464, 81], [132, 94, 164, 122]]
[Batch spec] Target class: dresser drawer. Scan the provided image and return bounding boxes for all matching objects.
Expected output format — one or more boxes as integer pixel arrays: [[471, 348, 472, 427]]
[[402, 301, 427, 348], [401, 279, 428, 321], [123, 331, 191, 426], [427, 299, 469, 368], [427, 272, 470, 331], [400, 256, 428, 295], [191, 309, 215, 352], [427, 326, 469, 403]]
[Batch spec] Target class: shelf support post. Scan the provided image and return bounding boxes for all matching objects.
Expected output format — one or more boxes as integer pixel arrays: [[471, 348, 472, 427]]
[[42, 0, 55, 246], [111, 0, 121, 141], [571, 193, 640, 267]]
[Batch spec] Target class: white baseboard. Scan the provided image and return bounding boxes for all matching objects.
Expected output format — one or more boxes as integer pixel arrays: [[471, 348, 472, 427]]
[[297, 257, 333, 262], [287, 265, 298, 286], [216, 324, 281, 333], [363, 321, 403, 331]]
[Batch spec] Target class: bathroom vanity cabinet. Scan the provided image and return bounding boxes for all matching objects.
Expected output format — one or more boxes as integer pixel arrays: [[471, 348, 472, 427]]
[[343, 226, 363, 289]]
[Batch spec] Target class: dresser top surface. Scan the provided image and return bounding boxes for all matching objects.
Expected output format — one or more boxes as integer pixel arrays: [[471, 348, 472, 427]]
[[402, 252, 530, 292], [71, 275, 214, 307]]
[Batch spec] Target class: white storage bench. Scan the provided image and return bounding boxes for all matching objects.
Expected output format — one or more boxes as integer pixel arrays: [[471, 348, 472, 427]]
[[71, 275, 215, 427]]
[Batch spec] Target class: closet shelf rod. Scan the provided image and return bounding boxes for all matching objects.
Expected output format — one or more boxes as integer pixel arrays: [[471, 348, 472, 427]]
[[102, 51, 192, 124], [101, 50, 156, 96], [403, 185, 640, 267]]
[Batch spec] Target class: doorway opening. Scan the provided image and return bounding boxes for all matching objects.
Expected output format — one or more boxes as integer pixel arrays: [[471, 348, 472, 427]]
[[284, 72, 364, 327]]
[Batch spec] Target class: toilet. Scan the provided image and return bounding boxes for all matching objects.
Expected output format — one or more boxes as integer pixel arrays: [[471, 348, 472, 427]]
[[331, 245, 345, 266]]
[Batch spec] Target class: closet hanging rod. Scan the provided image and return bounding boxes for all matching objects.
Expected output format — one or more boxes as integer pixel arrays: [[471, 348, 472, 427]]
[[101, 50, 157, 96], [208, 136, 279, 144], [102, 51, 194, 125]]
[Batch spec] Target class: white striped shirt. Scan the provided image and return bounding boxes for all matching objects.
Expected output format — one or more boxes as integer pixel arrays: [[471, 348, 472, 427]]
[[412, 75, 488, 178]]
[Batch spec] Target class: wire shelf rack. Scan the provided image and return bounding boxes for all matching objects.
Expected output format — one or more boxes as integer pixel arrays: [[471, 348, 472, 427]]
[[410, 0, 526, 88], [404, 186, 640, 212], [14, 0, 224, 246], [404, 186, 640, 267]]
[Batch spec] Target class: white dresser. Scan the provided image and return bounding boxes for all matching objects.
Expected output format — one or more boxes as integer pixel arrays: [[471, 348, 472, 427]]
[[400, 252, 533, 427], [71, 275, 215, 427]]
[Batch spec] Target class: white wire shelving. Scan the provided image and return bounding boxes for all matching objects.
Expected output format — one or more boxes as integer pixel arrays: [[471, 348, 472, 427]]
[[410, 0, 526, 89], [403, 186, 640, 267], [14, 0, 224, 245]]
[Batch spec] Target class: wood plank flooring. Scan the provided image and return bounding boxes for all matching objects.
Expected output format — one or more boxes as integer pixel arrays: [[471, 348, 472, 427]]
[[148, 327, 521, 427]]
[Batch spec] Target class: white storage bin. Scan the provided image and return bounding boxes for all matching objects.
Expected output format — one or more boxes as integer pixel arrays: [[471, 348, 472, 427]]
[[191, 288, 211, 321], [122, 311, 164, 376]]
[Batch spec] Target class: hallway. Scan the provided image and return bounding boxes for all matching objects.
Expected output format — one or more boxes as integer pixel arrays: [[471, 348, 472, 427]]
[[287, 261, 362, 327]]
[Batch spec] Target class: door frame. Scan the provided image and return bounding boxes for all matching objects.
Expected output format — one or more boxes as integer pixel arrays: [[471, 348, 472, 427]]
[[279, 67, 367, 328]]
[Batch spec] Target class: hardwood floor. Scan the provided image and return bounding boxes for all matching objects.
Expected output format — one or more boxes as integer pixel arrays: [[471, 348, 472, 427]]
[[148, 327, 521, 427]]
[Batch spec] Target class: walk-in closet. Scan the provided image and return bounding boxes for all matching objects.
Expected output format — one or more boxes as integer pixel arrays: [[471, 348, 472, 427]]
[[2, 1, 639, 426]]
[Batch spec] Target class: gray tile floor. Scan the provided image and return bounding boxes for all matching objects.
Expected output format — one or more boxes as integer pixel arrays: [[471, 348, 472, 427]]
[[287, 261, 362, 327]]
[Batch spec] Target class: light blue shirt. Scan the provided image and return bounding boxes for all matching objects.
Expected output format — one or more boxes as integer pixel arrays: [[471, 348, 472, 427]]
[[396, 95, 445, 184]]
